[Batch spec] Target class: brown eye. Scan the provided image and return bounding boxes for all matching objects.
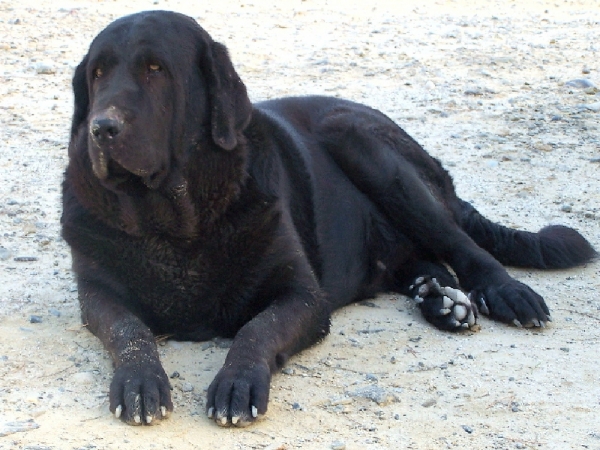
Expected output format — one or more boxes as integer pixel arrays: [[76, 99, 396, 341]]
[[93, 67, 103, 78], [148, 64, 162, 73]]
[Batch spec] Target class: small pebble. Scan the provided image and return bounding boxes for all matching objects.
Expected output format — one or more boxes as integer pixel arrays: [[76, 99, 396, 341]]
[[170, 371, 180, 379], [561, 204, 573, 213], [462, 425, 474, 434], [422, 398, 437, 408], [331, 441, 346, 450], [48, 308, 61, 317], [29, 315, 43, 324], [14, 256, 38, 262]]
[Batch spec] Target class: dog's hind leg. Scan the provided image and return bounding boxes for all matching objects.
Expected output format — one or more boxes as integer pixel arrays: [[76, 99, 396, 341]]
[[318, 108, 550, 328]]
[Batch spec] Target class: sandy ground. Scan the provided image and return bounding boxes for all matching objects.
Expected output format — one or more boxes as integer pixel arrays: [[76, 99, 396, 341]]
[[1, 0, 599, 448]]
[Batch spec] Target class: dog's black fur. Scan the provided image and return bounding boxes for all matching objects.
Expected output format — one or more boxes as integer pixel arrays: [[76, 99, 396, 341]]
[[61, 11, 597, 427]]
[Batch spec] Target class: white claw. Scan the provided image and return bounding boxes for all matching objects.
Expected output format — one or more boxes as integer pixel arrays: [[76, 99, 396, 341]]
[[161, 406, 167, 417], [252, 405, 258, 418], [532, 318, 541, 327], [467, 310, 476, 326], [513, 319, 523, 328], [220, 416, 228, 425], [442, 296, 453, 309], [418, 284, 429, 296], [439, 308, 452, 315], [146, 415, 153, 424], [232, 416, 239, 425], [409, 284, 415, 291], [461, 323, 469, 329], [207, 407, 214, 418], [414, 296, 424, 304], [134, 415, 141, 424], [115, 405, 122, 419], [478, 297, 490, 315], [453, 320, 461, 328], [453, 304, 468, 321], [415, 277, 425, 285]]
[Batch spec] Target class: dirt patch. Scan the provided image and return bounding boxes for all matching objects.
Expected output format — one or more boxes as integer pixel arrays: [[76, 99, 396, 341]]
[[1, 0, 598, 448]]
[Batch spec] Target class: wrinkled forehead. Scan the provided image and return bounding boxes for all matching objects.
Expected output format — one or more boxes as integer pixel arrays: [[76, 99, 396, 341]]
[[88, 11, 204, 62]]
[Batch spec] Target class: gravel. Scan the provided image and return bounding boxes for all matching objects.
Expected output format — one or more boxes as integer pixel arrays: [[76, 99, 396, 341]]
[[0, 1, 598, 449]]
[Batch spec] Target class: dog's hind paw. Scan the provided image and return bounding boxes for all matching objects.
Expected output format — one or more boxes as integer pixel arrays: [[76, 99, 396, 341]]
[[410, 276, 477, 331], [469, 279, 550, 328]]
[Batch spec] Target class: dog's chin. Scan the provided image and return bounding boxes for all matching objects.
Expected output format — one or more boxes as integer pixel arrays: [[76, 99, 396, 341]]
[[99, 159, 165, 195]]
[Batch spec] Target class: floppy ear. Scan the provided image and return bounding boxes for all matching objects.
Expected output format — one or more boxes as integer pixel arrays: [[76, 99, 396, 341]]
[[71, 55, 90, 137], [201, 41, 252, 150]]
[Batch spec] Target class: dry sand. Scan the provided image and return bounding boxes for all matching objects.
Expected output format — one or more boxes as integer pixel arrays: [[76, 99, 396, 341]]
[[1, 0, 599, 448]]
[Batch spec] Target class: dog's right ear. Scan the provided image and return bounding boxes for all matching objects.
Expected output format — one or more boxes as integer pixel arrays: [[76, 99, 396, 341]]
[[71, 55, 89, 137], [200, 41, 252, 151]]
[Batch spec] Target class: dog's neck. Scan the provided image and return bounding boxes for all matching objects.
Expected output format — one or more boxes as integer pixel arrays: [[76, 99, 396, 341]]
[[69, 138, 250, 243]]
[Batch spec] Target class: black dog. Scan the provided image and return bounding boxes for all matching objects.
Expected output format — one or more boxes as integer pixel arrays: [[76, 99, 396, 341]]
[[61, 11, 596, 427]]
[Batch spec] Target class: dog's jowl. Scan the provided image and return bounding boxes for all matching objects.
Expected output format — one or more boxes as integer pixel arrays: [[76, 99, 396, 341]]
[[61, 10, 597, 426]]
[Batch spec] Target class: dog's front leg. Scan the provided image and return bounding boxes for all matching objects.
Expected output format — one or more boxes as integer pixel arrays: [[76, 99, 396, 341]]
[[206, 279, 330, 427], [76, 264, 173, 425]]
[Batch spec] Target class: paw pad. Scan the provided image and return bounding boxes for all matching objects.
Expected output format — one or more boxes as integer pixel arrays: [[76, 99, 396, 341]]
[[410, 276, 477, 331]]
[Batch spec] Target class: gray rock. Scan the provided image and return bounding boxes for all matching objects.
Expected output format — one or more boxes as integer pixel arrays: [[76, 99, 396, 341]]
[[72, 372, 95, 385], [180, 382, 194, 392], [565, 78, 596, 89], [0, 247, 10, 261], [348, 386, 400, 405], [35, 62, 56, 75], [0, 420, 39, 437], [577, 102, 600, 112]]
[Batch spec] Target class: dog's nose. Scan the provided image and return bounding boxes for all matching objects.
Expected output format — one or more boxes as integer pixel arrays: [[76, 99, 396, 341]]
[[90, 116, 124, 142]]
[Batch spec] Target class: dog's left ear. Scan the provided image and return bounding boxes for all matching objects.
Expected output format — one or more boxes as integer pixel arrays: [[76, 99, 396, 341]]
[[71, 54, 90, 137], [201, 41, 252, 151]]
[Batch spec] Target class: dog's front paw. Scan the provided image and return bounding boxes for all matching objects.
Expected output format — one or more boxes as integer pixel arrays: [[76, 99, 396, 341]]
[[109, 360, 173, 425], [410, 276, 477, 331], [471, 279, 550, 328], [206, 360, 271, 427]]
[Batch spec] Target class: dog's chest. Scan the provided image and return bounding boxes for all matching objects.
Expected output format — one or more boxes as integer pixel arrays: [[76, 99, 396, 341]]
[[108, 218, 278, 332]]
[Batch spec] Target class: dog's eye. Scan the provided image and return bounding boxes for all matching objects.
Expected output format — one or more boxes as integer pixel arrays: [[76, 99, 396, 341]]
[[148, 64, 162, 74], [93, 67, 103, 79]]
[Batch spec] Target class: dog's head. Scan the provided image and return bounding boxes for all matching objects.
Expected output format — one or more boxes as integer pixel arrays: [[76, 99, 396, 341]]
[[70, 11, 252, 193]]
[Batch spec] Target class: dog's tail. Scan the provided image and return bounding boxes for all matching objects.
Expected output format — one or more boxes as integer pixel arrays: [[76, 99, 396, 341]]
[[460, 200, 597, 269]]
